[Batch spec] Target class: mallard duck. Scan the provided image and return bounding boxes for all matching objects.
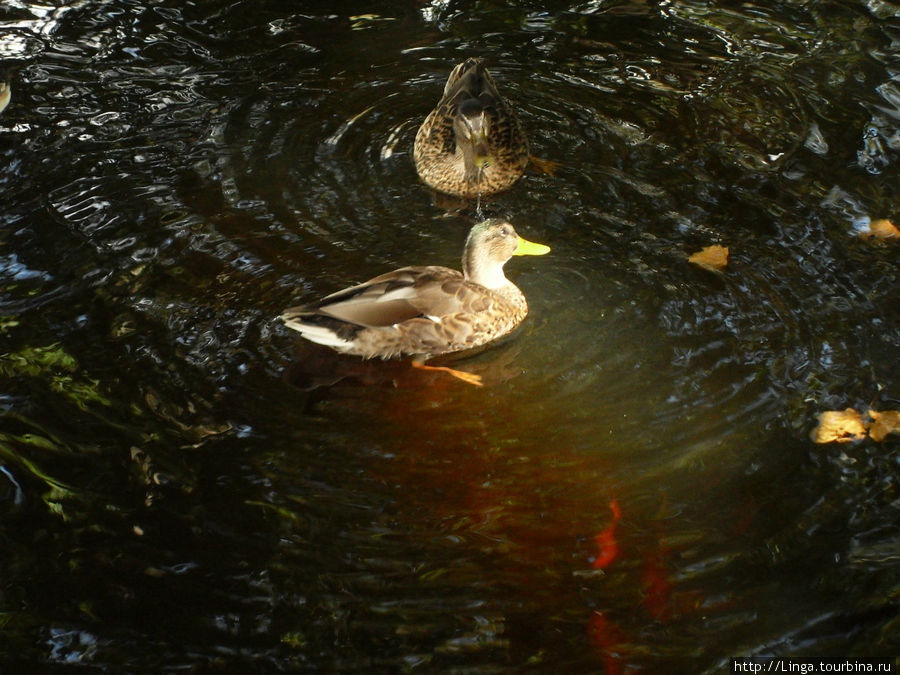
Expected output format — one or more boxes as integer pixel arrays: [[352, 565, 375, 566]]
[[281, 219, 549, 386], [414, 58, 529, 199]]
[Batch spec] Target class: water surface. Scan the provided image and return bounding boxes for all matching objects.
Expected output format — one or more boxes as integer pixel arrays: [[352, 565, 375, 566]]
[[1, 0, 898, 671]]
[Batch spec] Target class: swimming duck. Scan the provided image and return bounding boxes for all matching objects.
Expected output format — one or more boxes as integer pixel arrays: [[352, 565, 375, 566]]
[[281, 219, 549, 386], [414, 58, 529, 199]]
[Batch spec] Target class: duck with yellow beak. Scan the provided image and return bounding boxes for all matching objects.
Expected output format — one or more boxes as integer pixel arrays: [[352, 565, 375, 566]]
[[281, 220, 549, 386], [414, 58, 529, 199]]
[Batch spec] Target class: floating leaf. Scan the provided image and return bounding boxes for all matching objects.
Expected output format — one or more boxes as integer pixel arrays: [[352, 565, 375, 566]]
[[859, 218, 899, 241], [811, 408, 900, 443], [688, 245, 729, 271], [810, 408, 867, 443], [867, 409, 900, 442]]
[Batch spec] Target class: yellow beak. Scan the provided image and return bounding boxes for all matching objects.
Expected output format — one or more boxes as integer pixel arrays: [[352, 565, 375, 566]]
[[514, 236, 551, 256]]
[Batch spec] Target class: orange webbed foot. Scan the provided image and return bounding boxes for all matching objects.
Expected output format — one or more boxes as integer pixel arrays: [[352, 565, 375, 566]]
[[411, 361, 483, 387]]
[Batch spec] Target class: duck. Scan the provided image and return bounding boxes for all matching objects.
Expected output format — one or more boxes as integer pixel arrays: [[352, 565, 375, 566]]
[[414, 58, 529, 199], [280, 219, 549, 386]]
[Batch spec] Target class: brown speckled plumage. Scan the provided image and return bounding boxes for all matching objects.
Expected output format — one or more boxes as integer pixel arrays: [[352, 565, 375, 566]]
[[280, 220, 548, 362], [414, 59, 529, 198]]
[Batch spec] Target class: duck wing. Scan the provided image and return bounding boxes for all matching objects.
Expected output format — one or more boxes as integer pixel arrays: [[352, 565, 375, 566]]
[[287, 266, 485, 328]]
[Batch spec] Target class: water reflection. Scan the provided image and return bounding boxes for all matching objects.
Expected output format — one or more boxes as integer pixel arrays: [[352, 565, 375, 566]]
[[0, 0, 898, 670]]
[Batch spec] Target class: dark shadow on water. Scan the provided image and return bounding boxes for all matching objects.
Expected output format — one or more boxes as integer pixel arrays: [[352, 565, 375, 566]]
[[281, 337, 529, 403]]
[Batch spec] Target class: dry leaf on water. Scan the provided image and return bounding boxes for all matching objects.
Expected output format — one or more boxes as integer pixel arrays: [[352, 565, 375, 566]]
[[859, 218, 899, 241], [810, 408, 867, 443], [867, 409, 900, 442], [811, 407, 900, 444], [688, 245, 729, 271]]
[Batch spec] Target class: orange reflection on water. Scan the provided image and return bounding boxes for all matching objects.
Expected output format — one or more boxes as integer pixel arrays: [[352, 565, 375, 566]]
[[592, 499, 621, 569]]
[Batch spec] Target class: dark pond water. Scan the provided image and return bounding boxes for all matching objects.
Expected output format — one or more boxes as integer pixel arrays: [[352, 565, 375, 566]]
[[1, 0, 898, 671]]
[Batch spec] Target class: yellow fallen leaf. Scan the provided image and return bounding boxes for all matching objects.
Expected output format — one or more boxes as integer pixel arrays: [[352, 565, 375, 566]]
[[810, 408, 867, 444], [867, 409, 900, 442], [860, 219, 899, 241], [689, 245, 729, 271]]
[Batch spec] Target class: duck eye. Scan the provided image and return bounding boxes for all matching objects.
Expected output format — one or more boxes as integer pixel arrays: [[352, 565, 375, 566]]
[[499, 226, 510, 237]]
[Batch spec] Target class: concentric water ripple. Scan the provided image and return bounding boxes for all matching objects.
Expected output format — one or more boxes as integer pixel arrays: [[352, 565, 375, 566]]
[[0, 0, 897, 670]]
